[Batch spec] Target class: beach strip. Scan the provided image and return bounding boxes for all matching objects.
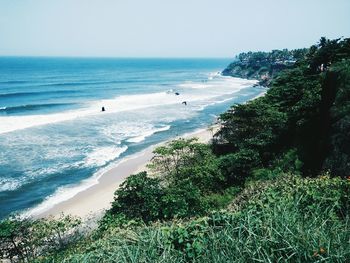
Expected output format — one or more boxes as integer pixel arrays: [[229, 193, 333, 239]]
[[37, 126, 217, 219]]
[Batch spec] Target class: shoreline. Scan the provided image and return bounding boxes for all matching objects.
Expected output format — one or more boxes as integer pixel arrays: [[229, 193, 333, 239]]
[[27, 83, 265, 221], [35, 126, 218, 219]]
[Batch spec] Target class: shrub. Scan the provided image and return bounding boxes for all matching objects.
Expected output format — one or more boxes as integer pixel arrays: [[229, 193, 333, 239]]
[[106, 172, 207, 225], [251, 148, 303, 181], [232, 174, 350, 220], [161, 180, 205, 219], [109, 171, 164, 223], [0, 215, 81, 262], [48, 176, 350, 263], [149, 138, 225, 192], [202, 186, 241, 211], [162, 219, 209, 260], [218, 148, 261, 185]]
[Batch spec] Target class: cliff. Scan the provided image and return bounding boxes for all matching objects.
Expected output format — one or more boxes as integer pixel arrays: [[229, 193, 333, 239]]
[[222, 48, 308, 86]]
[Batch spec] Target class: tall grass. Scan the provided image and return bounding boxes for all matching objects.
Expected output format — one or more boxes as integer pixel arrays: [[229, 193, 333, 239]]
[[46, 176, 350, 263]]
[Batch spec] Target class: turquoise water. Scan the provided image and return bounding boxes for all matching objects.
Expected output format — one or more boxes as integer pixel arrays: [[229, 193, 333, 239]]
[[0, 57, 263, 219]]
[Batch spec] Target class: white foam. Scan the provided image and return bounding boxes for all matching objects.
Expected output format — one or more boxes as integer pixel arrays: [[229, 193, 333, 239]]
[[127, 125, 170, 143], [22, 175, 102, 218], [193, 97, 235, 112], [0, 77, 258, 135], [0, 107, 95, 135], [208, 71, 221, 80], [0, 92, 180, 134], [25, 164, 75, 179], [22, 149, 149, 218], [15, 76, 261, 218], [0, 178, 21, 192], [178, 76, 256, 90], [6, 146, 127, 194], [18, 144, 129, 218], [178, 82, 208, 89], [102, 122, 154, 140], [84, 146, 127, 167]]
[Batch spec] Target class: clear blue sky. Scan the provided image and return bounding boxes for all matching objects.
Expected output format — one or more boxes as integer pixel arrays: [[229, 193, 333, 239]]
[[1, 0, 349, 57]]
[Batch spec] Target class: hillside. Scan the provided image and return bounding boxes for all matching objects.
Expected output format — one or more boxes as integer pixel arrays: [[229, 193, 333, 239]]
[[222, 48, 308, 86], [1, 37, 350, 262]]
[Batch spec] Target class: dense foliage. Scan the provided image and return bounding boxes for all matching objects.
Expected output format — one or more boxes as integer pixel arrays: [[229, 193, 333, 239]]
[[216, 37, 350, 177], [0, 215, 81, 261], [222, 48, 308, 86], [41, 176, 350, 262], [1, 37, 350, 262], [101, 139, 229, 227]]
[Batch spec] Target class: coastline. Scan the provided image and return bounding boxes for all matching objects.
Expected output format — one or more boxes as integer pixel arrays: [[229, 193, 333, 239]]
[[35, 126, 218, 219]]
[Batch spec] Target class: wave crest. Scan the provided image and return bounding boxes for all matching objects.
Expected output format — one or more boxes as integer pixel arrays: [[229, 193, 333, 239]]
[[0, 103, 74, 114]]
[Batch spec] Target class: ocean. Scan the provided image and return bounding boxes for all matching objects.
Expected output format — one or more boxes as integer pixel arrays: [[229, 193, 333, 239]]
[[0, 57, 263, 219]]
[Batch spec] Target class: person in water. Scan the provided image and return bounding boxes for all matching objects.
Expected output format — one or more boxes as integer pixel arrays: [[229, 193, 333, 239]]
[[182, 101, 187, 105], [102, 106, 105, 112]]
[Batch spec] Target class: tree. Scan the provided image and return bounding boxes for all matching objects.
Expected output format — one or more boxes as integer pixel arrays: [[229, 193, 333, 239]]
[[218, 149, 261, 185], [149, 138, 224, 192], [0, 216, 81, 261], [323, 60, 350, 176], [109, 172, 164, 223], [217, 38, 350, 177], [161, 180, 205, 219]]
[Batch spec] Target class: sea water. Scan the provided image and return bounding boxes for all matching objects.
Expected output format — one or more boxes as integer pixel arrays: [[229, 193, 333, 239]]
[[0, 57, 263, 219]]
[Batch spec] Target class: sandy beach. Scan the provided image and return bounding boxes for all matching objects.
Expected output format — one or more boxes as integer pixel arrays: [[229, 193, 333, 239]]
[[37, 126, 218, 219]]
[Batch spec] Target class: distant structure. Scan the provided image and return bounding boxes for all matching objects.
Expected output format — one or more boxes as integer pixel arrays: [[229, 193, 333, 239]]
[[101, 106, 105, 112], [182, 101, 187, 105]]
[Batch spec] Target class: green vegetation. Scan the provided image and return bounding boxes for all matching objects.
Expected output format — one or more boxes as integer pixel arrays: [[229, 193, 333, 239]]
[[1, 37, 350, 262], [32, 176, 350, 262], [222, 48, 308, 86], [217, 37, 350, 177], [0, 215, 81, 262], [100, 138, 227, 228]]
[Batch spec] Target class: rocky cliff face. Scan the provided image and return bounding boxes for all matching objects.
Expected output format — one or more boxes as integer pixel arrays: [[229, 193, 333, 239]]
[[222, 60, 294, 86], [222, 49, 302, 86]]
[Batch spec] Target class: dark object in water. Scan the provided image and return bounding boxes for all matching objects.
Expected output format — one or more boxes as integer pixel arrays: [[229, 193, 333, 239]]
[[102, 106, 105, 112], [175, 92, 180, 95], [182, 101, 187, 105]]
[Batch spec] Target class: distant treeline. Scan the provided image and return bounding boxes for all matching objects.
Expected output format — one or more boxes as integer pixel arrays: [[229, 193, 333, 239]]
[[217, 37, 350, 177], [222, 48, 308, 86]]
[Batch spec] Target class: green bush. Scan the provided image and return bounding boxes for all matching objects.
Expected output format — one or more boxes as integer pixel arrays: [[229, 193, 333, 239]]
[[324, 60, 350, 177], [162, 219, 209, 260], [149, 138, 225, 192], [217, 38, 350, 177], [251, 148, 303, 181], [0, 215, 81, 262], [43, 176, 350, 263], [218, 148, 261, 185], [202, 186, 241, 210], [232, 175, 350, 220], [106, 171, 209, 226], [109, 171, 164, 223], [161, 180, 205, 219]]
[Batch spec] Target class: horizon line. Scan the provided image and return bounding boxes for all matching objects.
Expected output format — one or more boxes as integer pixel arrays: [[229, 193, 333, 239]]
[[0, 55, 234, 59]]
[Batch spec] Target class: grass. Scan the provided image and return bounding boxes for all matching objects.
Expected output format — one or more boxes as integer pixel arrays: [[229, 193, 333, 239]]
[[42, 175, 350, 263]]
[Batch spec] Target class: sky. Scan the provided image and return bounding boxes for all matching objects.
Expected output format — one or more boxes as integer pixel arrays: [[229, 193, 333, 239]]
[[0, 0, 350, 58]]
